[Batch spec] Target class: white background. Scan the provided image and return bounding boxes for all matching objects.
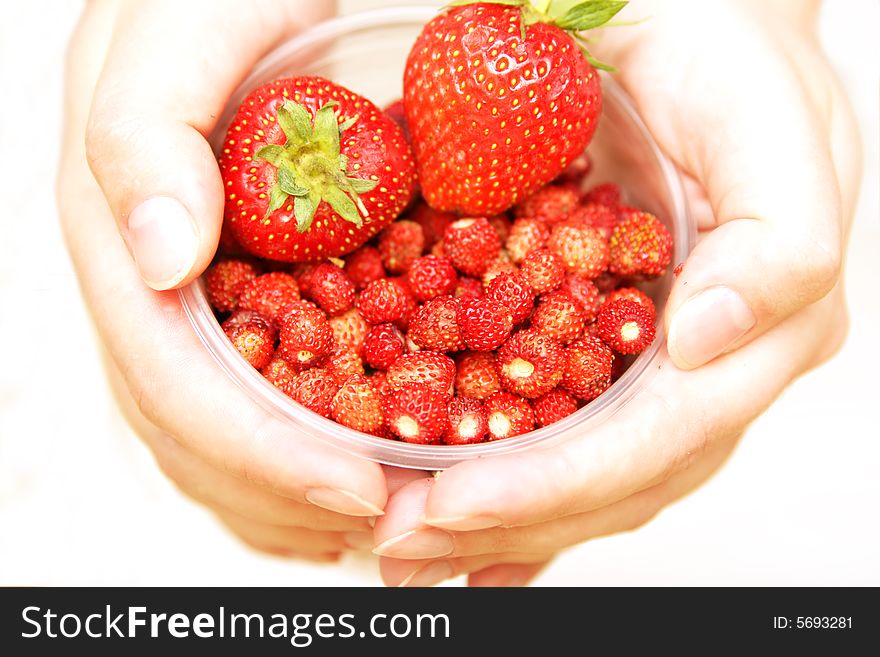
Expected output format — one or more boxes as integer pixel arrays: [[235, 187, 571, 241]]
[[1, 0, 877, 586]]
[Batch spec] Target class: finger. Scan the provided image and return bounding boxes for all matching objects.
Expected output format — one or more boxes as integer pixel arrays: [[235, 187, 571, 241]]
[[421, 289, 842, 529], [379, 553, 548, 588], [467, 561, 550, 588], [84, 0, 332, 289], [216, 509, 349, 559]]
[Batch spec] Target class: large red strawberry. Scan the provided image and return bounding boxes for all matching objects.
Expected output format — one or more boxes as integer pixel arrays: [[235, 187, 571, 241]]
[[403, 1, 625, 215], [220, 75, 417, 261]]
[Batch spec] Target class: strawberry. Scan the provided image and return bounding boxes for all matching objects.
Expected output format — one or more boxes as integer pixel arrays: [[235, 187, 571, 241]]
[[343, 246, 386, 291], [286, 367, 341, 417], [383, 383, 448, 444], [515, 185, 580, 223], [406, 255, 459, 302], [383, 98, 411, 143], [408, 296, 466, 352], [531, 290, 587, 345], [323, 345, 365, 384], [520, 248, 565, 294], [481, 253, 518, 287], [206, 258, 259, 313], [532, 388, 579, 427], [506, 218, 550, 264], [609, 211, 673, 278], [596, 298, 656, 354], [378, 220, 425, 274], [488, 215, 513, 244], [261, 353, 299, 396], [547, 223, 609, 278], [584, 182, 621, 209], [329, 308, 369, 355], [356, 278, 410, 324], [220, 75, 416, 261], [457, 296, 514, 352], [363, 323, 406, 370], [369, 370, 393, 397], [221, 310, 276, 370], [496, 329, 564, 399], [604, 287, 656, 315], [238, 272, 300, 326], [404, 2, 624, 215], [299, 262, 355, 316], [454, 276, 485, 300], [443, 218, 501, 277], [569, 203, 619, 239], [277, 304, 333, 370], [555, 152, 592, 187], [561, 336, 614, 401], [485, 391, 535, 441], [386, 351, 456, 395], [408, 202, 456, 247], [330, 374, 384, 434], [455, 351, 501, 400], [485, 272, 535, 325], [558, 273, 601, 321], [445, 397, 488, 445]]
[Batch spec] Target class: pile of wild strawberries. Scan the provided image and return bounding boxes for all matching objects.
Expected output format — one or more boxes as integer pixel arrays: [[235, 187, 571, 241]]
[[203, 1, 674, 445], [207, 172, 672, 444]]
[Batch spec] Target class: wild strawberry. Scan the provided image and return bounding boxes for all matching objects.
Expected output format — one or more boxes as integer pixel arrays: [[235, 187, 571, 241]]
[[532, 388, 579, 427], [286, 367, 341, 417], [593, 271, 621, 293], [596, 298, 656, 354], [383, 98, 411, 143], [485, 392, 535, 441], [329, 308, 369, 355], [558, 274, 601, 321], [404, 3, 622, 214], [555, 153, 592, 187], [584, 182, 621, 209], [206, 258, 259, 313], [485, 272, 535, 325], [408, 296, 466, 352], [299, 262, 355, 316], [222, 310, 276, 370], [454, 276, 484, 300], [605, 287, 656, 315], [496, 329, 564, 399], [609, 211, 673, 278], [515, 185, 580, 223], [457, 296, 514, 351], [406, 255, 458, 302], [561, 337, 614, 401], [330, 374, 384, 434], [363, 323, 406, 370], [343, 246, 386, 291], [408, 202, 456, 247], [445, 397, 488, 445], [389, 277, 419, 331], [531, 290, 586, 345], [386, 352, 456, 395], [383, 383, 448, 444], [369, 370, 392, 397], [277, 304, 333, 370], [481, 253, 517, 287], [569, 203, 618, 238], [220, 75, 416, 261], [506, 218, 550, 264], [455, 351, 501, 400], [547, 223, 609, 278], [238, 272, 301, 325], [488, 215, 513, 243], [323, 345, 365, 384], [356, 278, 410, 324], [443, 218, 501, 277], [520, 248, 565, 294], [261, 353, 298, 396], [378, 220, 425, 274]]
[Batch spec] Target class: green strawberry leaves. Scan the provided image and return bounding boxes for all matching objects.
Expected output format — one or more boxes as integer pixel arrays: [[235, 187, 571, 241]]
[[555, 1, 628, 30], [255, 100, 378, 232]]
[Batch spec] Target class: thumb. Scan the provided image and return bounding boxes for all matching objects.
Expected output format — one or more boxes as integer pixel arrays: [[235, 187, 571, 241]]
[[84, 0, 331, 290]]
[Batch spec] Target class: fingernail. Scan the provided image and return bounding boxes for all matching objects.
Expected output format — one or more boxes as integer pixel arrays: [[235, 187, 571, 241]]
[[398, 561, 454, 588], [668, 286, 755, 369], [343, 531, 375, 551], [422, 514, 503, 531], [126, 197, 199, 290], [372, 529, 454, 559], [305, 487, 385, 517]]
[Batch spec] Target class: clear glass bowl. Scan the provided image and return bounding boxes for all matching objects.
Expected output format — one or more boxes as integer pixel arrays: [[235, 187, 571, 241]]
[[179, 6, 695, 470]]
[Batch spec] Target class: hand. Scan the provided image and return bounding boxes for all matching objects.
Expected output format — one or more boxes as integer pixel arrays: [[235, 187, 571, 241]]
[[372, 0, 861, 586], [57, 0, 393, 561]]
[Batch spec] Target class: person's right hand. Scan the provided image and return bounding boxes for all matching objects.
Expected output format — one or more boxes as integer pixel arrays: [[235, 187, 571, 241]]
[[57, 0, 391, 561]]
